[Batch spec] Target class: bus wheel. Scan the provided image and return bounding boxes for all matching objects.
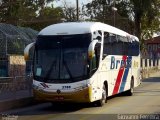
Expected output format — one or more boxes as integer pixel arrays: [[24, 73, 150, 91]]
[[97, 84, 107, 107], [126, 78, 134, 96]]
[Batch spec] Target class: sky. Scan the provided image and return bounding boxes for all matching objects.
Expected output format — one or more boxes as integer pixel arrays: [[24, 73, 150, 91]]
[[53, 0, 92, 7]]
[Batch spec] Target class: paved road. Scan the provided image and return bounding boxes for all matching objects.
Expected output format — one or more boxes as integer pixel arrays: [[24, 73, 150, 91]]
[[1, 72, 160, 120]]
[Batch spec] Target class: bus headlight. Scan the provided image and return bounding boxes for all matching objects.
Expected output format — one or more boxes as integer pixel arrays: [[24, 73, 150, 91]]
[[74, 84, 89, 91], [33, 84, 43, 91]]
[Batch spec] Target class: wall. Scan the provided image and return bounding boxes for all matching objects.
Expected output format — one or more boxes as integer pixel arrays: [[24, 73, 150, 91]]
[[141, 58, 160, 78]]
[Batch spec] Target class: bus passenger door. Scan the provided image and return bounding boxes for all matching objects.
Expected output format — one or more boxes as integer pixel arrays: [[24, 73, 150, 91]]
[[89, 43, 101, 84], [88, 41, 102, 101]]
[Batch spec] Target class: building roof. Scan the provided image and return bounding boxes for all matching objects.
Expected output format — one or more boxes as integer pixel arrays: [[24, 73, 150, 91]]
[[145, 36, 160, 44]]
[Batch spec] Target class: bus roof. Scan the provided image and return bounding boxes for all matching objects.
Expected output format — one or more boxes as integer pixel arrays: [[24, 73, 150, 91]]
[[38, 22, 130, 37]]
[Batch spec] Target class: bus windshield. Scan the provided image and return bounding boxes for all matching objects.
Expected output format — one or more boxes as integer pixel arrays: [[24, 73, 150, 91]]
[[33, 33, 91, 83]]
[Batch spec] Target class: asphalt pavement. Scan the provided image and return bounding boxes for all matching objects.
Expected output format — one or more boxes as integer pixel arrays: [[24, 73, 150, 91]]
[[0, 71, 160, 120]]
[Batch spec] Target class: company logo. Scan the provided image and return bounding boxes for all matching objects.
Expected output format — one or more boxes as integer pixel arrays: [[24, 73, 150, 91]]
[[57, 89, 61, 94], [110, 56, 132, 69], [40, 82, 49, 88]]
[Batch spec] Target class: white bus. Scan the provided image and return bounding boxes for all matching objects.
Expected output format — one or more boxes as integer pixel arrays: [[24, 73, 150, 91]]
[[24, 22, 141, 106]]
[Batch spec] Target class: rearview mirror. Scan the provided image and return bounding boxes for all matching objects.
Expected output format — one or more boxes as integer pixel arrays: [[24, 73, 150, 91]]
[[24, 42, 35, 61], [88, 40, 98, 59]]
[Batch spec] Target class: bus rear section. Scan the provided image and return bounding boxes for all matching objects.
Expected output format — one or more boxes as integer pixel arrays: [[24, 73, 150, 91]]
[[102, 33, 141, 97]]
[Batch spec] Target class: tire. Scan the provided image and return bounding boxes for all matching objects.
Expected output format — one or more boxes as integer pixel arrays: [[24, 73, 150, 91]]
[[96, 84, 107, 107], [126, 79, 134, 96]]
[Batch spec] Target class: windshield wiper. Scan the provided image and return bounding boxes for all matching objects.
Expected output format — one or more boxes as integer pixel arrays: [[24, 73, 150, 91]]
[[44, 60, 56, 81], [63, 60, 73, 80]]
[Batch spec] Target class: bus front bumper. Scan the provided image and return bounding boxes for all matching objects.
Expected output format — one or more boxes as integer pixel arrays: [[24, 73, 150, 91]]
[[33, 87, 92, 103]]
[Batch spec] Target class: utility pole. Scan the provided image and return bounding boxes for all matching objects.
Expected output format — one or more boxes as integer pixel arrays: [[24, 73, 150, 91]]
[[113, 1, 115, 26], [76, 0, 79, 21], [103, 0, 105, 23], [112, 0, 117, 26]]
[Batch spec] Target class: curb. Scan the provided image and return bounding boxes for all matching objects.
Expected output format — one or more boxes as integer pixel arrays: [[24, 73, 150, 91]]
[[0, 97, 34, 112]]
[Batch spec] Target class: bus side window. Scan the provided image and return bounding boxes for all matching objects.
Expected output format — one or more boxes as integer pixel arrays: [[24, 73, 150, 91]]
[[104, 32, 117, 55], [128, 38, 139, 56], [122, 37, 129, 55], [113, 35, 123, 55], [128, 41, 132, 56], [123, 42, 128, 55], [103, 32, 111, 55], [112, 35, 119, 55]]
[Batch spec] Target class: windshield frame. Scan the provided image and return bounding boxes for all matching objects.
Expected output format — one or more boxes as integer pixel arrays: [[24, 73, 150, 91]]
[[33, 33, 91, 83]]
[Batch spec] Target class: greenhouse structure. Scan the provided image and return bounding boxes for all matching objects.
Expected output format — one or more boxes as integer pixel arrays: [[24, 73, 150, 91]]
[[0, 23, 38, 77]]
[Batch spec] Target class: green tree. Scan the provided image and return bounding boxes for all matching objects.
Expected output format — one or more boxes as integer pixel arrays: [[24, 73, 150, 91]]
[[84, 0, 160, 48], [0, 0, 63, 30], [117, 0, 160, 49], [32, 6, 64, 30], [61, 0, 77, 22], [130, 0, 160, 40], [36, 0, 58, 9], [83, 0, 110, 22], [0, 0, 37, 26], [83, 0, 133, 33], [61, 0, 85, 22]]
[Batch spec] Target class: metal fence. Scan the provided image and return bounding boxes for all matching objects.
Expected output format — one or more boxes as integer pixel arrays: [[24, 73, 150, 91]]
[[141, 58, 160, 69], [141, 58, 160, 79], [0, 76, 33, 100], [0, 23, 37, 55], [0, 23, 37, 101], [0, 56, 33, 100]]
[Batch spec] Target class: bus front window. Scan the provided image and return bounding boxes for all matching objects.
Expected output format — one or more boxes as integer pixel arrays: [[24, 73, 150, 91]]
[[33, 34, 91, 83]]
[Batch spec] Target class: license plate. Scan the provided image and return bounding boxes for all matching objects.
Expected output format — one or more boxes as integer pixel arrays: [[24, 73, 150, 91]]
[[54, 96, 64, 100]]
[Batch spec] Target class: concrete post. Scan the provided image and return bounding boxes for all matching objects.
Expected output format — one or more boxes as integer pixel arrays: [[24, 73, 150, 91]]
[[142, 59, 145, 69], [147, 59, 150, 77], [147, 59, 150, 68], [151, 59, 153, 68], [158, 59, 160, 69]]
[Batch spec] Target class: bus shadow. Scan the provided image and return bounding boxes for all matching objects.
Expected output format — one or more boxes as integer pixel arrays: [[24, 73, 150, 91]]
[[1, 102, 93, 116], [2, 94, 129, 116]]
